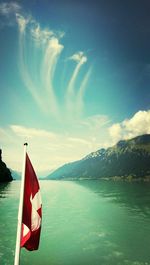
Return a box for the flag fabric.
[20,153,42,251]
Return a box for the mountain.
[0,149,13,182]
[46,134,150,181]
[11,170,21,180]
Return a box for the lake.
[0,180,150,265]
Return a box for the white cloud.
[18,29,46,112]
[49,37,63,51]
[30,22,54,44]
[0,124,94,174]
[2,111,150,176]
[66,62,82,108]
[68,137,89,145]
[76,67,92,113]
[1,3,90,119]
[30,19,64,46]
[41,37,64,116]
[72,114,112,151]
[80,114,111,130]
[10,125,57,139]
[16,12,64,117]
[69,51,87,64]
[0,2,21,15]
[66,51,88,114]
[0,116,111,175]
[16,13,29,33]
[109,123,122,142]
[69,51,87,65]
[122,110,150,135]
[109,110,150,143]
[0,2,21,27]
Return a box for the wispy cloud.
[0,2,21,15]
[1,3,91,119]
[109,110,150,143]
[10,125,57,139]
[17,14,46,113]
[69,51,87,65]
[76,67,92,113]
[16,13,64,117]
[68,137,89,146]
[80,115,111,129]
[0,122,104,174]
[16,13,29,32]
[0,1,21,27]
[41,37,64,116]
[30,22,54,44]
[70,114,112,151]
[66,51,87,114]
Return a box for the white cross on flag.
[20,153,42,251]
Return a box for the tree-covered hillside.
[0,149,13,182]
[47,134,150,180]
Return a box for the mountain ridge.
[46,134,150,181]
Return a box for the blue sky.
[0,0,150,175]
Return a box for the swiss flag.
[20,153,42,251]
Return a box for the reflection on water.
[0,181,20,265]
[76,180,150,217]
[0,180,150,265]
[0,183,11,198]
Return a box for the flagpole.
[14,143,28,265]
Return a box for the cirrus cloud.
[66,51,88,114]
[69,51,87,65]
[0,1,21,27]
[0,2,91,120]
[0,123,94,174]
[0,2,21,16]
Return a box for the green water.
[0,180,150,265]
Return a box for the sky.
[0,0,150,176]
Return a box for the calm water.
[0,180,150,265]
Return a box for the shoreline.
[45,175,150,182]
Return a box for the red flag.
[20,153,42,251]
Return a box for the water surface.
[0,180,150,265]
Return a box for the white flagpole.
[14,143,28,265]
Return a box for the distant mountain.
[46,134,150,181]
[11,170,21,180]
